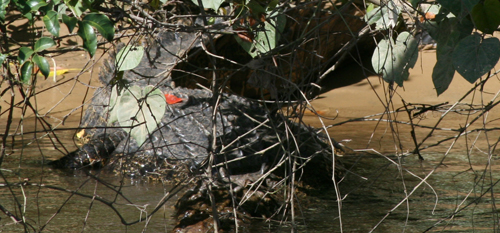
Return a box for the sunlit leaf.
[452,34,500,83]
[115,85,166,146]
[0,0,9,21]
[0,53,6,64]
[20,61,34,84]
[364,1,400,30]
[26,0,48,11]
[115,45,144,71]
[65,0,87,17]
[43,10,60,37]
[34,37,56,52]
[190,0,224,11]
[108,85,119,125]
[32,54,50,78]
[372,32,419,87]
[83,13,114,42]
[77,21,97,57]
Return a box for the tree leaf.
[471,0,500,34]
[437,0,462,16]
[452,34,500,83]
[409,0,420,7]
[18,47,34,64]
[190,0,224,11]
[463,0,481,12]
[0,53,6,64]
[83,13,114,42]
[20,61,34,84]
[43,10,60,37]
[34,37,56,52]
[0,0,9,22]
[62,14,77,33]
[77,21,97,57]
[107,86,119,125]
[364,1,400,30]
[432,28,461,95]
[115,45,144,71]
[372,32,419,87]
[64,0,87,17]
[116,85,166,146]
[26,0,48,12]
[432,56,456,96]
[235,11,286,58]
[33,54,50,78]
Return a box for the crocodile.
[53,31,335,180]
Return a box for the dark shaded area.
[318,48,377,94]
[172,2,369,100]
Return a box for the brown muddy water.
[2,45,500,231]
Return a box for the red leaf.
[165,93,183,104]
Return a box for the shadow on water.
[2,47,500,231]
[4,119,498,232]
[3,88,500,232]
[0,119,180,232]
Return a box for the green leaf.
[65,0,87,17]
[432,53,456,96]
[409,0,420,7]
[0,53,6,64]
[43,10,60,37]
[83,13,114,42]
[364,1,400,30]
[438,0,480,17]
[452,34,500,83]
[432,27,461,95]
[77,21,97,57]
[33,54,50,78]
[34,37,56,52]
[116,45,144,71]
[463,0,481,12]
[26,0,48,11]
[0,0,10,22]
[20,61,34,84]
[18,47,34,64]
[190,0,224,11]
[115,85,166,146]
[437,0,462,16]
[108,86,119,125]
[471,0,500,34]
[235,11,286,58]
[62,14,77,33]
[371,32,419,87]
[13,0,31,15]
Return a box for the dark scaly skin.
[54,31,275,176]
[54,31,335,179]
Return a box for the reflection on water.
[0,125,179,232]
[2,116,500,232]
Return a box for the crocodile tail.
[51,130,127,169]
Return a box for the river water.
[2,108,500,232]
[2,47,500,232]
